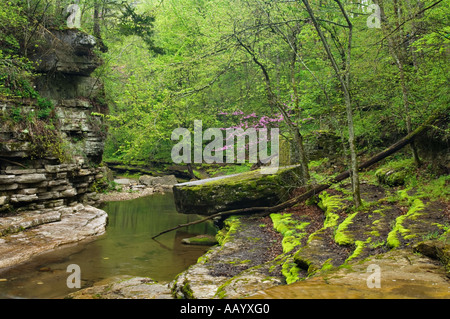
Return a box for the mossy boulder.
[375,167,408,186]
[375,158,415,187]
[181,234,218,246]
[173,166,303,215]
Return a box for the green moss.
[387,198,426,248]
[346,238,372,263]
[375,158,415,187]
[432,223,450,242]
[270,213,309,253]
[281,257,302,284]
[334,212,358,245]
[387,228,402,248]
[184,235,218,245]
[215,285,228,299]
[376,168,408,186]
[216,216,241,246]
[306,228,324,243]
[196,255,208,264]
[367,230,380,237]
[320,258,334,272]
[416,175,450,201]
[369,240,386,249]
[270,213,311,284]
[182,281,195,299]
[318,191,344,229]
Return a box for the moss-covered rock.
[387,198,449,248]
[182,234,218,246]
[170,216,284,299]
[173,165,303,215]
[375,158,415,187]
[376,168,408,186]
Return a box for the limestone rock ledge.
[68,276,173,299]
[0,163,106,213]
[0,203,107,269]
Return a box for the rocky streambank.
[97,174,178,202]
[0,28,112,273]
[69,174,450,299]
[0,203,107,270]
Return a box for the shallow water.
[0,193,216,299]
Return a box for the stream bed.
[0,193,217,299]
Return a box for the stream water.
[0,193,217,299]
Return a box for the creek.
[0,193,216,299]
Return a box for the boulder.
[114,178,133,185]
[32,29,99,76]
[181,234,218,246]
[173,166,303,216]
[139,175,178,187]
[375,168,407,186]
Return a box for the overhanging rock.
[173,165,303,216]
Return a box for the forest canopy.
[1,0,449,200]
[91,0,449,164]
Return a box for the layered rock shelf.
[0,163,105,213]
[0,28,109,270]
[0,203,107,269]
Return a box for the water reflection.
[0,193,216,299]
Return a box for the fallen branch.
[152,111,442,239]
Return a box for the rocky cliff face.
[0,29,108,213]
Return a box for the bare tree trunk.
[376,0,421,167]
[301,0,362,207]
[289,32,311,183]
